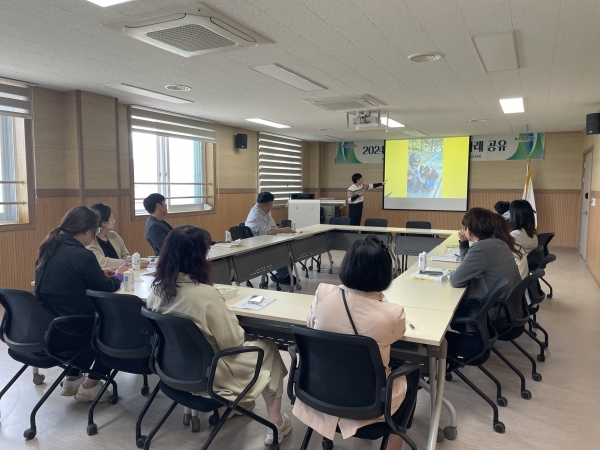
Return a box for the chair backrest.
[239,225,254,239]
[141,307,214,392]
[527,245,544,267]
[471,278,511,350]
[406,221,431,230]
[496,270,545,333]
[280,219,292,228]
[329,217,351,226]
[537,232,554,256]
[364,218,388,228]
[86,290,154,359]
[534,253,556,271]
[291,325,386,420]
[238,222,245,227]
[0,288,54,353]
[230,225,254,240]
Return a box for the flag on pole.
[523,158,537,227]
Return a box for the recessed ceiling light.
[381,117,405,128]
[246,118,291,129]
[252,64,327,92]
[86,0,134,6]
[165,85,191,91]
[319,128,334,131]
[105,83,192,104]
[407,52,444,63]
[469,118,489,122]
[499,97,524,114]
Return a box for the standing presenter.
[347,173,387,226]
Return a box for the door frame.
[580,146,594,259]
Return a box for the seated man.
[144,193,173,255]
[245,192,296,285]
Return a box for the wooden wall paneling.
[217,124,258,189]
[586,190,600,287]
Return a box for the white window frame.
[258,132,303,205]
[0,114,20,223]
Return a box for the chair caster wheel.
[33,374,45,385]
[532,373,542,382]
[308,266,313,271]
[547,293,553,298]
[521,390,532,400]
[497,396,507,407]
[445,373,453,381]
[87,423,98,436]
[190,416,200,432]
[108,395,119,405]
[141,386,149,396]
[531,331,537,336]
[296,285,302,290]
[259,283,267,289]
[276,286,281,291]
[328,269,332,274]
[322,437,334,450]
[208,413,219,426]
[23,427,36,440]
[136,436,147,449]
[437,427,445,442]
[183,413,190,425]
[493,421,505,433]
[443,426,457,440]
[537,354,545,362]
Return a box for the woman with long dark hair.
[146,225,291,446]
[492,213,528,279]
[509,200,538,254]
[35,206,131,402]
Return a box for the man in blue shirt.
[246,192,296,285]
[144,193,173,255]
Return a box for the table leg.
[426,339,447,450]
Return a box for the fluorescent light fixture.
[403,130,427,137]
[252,64,326,92]
[380,117,405,128]
[472,32,518,72]
[499,97,524,114]
[86,0,134,6]
[246,118,291,128]
[105,83,192,104]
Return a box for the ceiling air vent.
[303,95,382,111]
[103,3,272,58]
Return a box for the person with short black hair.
[143,193,173,255]
[347,173,387,226]
[509,199,538,254]
[494,200,511,221]
[245,192,296,285]
[146,225,292,445]
[293,236,407,450]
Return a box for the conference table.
[120,224,465,450]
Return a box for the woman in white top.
[509,200,538,255]
[87,203,148,269]
[493,213,528,279]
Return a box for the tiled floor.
[1,250,599,449]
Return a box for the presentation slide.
[383,137,470,211]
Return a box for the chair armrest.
[287,345,298,404]
[207,346,265,408]
[44,315,95,365]
[383,363,421,433]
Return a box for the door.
[580,151,593,260]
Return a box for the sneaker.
[60,376,84,396]
[264,412,292,445]
[74,381,112,403]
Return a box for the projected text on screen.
[383,137,470,211]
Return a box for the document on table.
[430,247,461,262]
[231,296,276,310]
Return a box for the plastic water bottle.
[291,222,296,232]
[418,252,427,271]
[132,252,141,270]
[124,270,134,292]
[225,230,231,242]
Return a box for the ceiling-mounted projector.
[347,110,389,132]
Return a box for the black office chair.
[85,291,155,437]
[444,278,511,433]
[138,308,281,450]
[287,325,420,450]
[280,219,292,228]
[229,225,260,288]
[329,216,351,226]
[536,233,555,298]
[401,221,434,271]
[238,222,245,227]
[526,254,557,355]
[485,270,545,408]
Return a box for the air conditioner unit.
[103,3,272,58]
[303,95,381,111]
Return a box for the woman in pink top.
[292,236,407,450]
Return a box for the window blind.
[258,132,302,204]
[130,106,217,142]
[0,81,32,119]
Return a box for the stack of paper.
[411,268,453,283]
[214,239,243,248]
[215,285,238,299]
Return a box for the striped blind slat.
[131,106,216,142]
[0,81,31,119]
[258,132,303,204]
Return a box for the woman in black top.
[35,206,131,402]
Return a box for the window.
[130,107,216,216]
[258,132,302,205]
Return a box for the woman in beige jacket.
[145,225,291,446]
[292,236,407,450]
[87,203,148,269]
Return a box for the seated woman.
[509,199,538,254]
[145,225,291,446]
[450,208,522,301]
[293,236,407,450]
[492,213,528,279]
[35,206,131,402]
[494,200,511,222]
[87,203,148,269]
